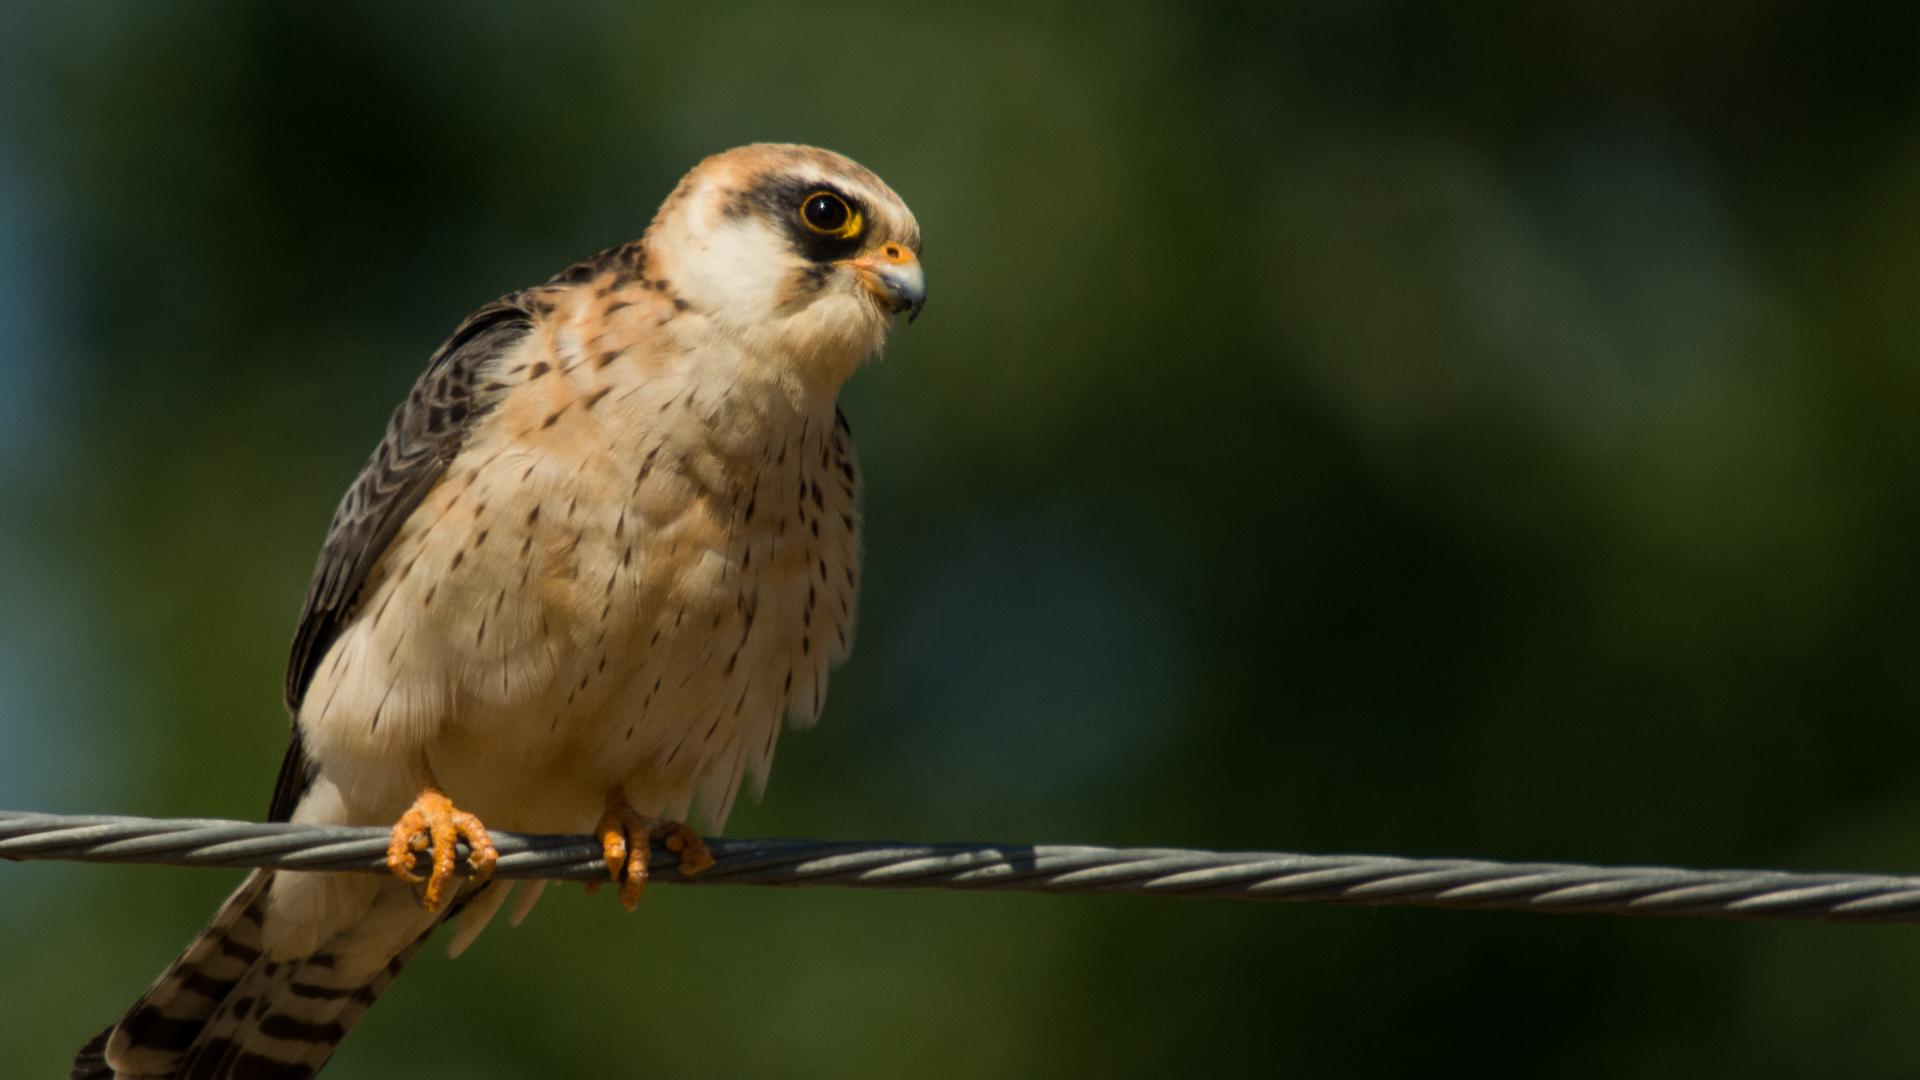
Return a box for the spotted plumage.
[75,143,924,1079]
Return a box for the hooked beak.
[846,243,926,323]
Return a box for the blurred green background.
[4,2,1920,1076]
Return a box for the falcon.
[73,143,924,1079]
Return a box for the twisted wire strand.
[5,810,1920,924]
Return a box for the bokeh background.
[4,3,1920,1076]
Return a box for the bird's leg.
[595,789,716,911]
[384,758,497,913]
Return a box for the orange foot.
[385,787,497,912]
[595,793,716,911]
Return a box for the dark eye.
[800,191,859,237]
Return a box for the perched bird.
[73,143,924,1079]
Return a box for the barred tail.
[70,870,445,1079]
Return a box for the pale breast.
[298,314,861,834]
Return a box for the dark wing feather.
[270,295,538,821]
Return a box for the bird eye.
[800,191,860,238]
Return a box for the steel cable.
[5,810,1919,923]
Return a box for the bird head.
[644,144,924,389]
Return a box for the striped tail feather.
[70,870,478,1079]
[172,930,427,1079]
[78,871,278,1078]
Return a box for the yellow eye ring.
[799,191,862,239]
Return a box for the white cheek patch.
[679,219,798,323]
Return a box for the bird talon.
[455,810,499,880]
[385,808,430,883]
[595,795,712,912]
[386,787,495,912]
[654,822,715,877]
